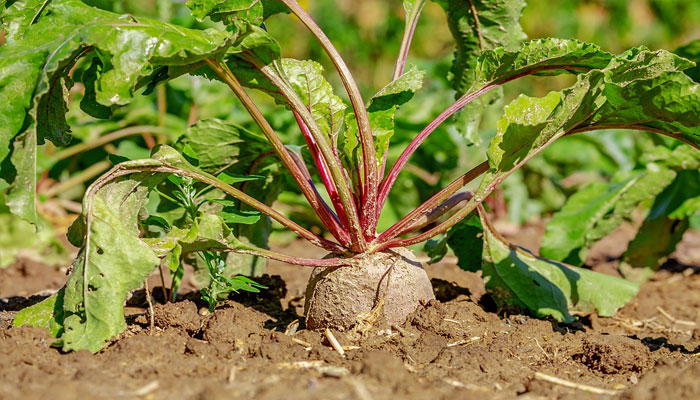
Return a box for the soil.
[2,227,700,400]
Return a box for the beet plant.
[3,0,700,352]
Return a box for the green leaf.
[5,129,39,225]
[540,176,643,265]
[187,0,263,24]
[56,146,273,352]
[343,65,425,170]
[282,58,348,145]
[368,65,426,113]
[483,48,700,193]
[471,38,614,91]
[426,212,485,270]
[675,39,700,83]
[216,171,265,184]
[13,290,65,338]
[432,0,527,142]
[479,213,639,323]
[619,170,700,282]
[586,166,677,247]
[61,173,164,353]
[433,0,527,95]
[186,0,285,24]
[0,0,233,223]
[177,118,272,173]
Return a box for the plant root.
[304,247,434,331]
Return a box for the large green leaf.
[470,38,614,91]
[0,0,233,223]
[585,166,676,246]
[15,144,278,351]
[61,172,164,353]
[479,212,639,323]
[619,170,700,282]
[542,139,700,268]
[479,48,700,283]
[432,0,527,142]
[484,48,700,186]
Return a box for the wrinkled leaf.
[61,173,164,353]
[0,0,233,222]
[484,48,700,190]
[433,0,527,141]
[471,38,614,91]
[433,0,527,95]
[282,58,347,145]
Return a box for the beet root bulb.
[304,247,435,331]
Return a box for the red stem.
[279,0,380,240]
[294,112,350,229]
[376,65,594,225]
[377,85,493,216]
[205,58,348,249]
[286,149,352,247]
[376,160,489,244]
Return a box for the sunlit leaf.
[479,212,639,323]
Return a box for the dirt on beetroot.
[2,228,700,399]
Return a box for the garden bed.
[2,229,699,400]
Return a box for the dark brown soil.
[1,228,700,400]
